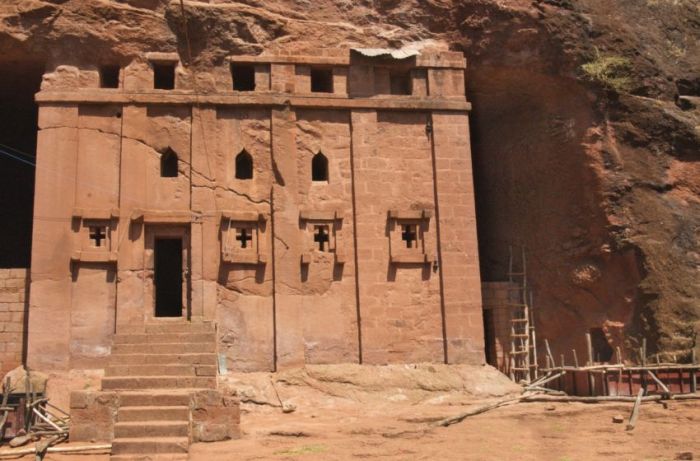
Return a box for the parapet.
[36,48,469,110]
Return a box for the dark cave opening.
[0,60,44,268]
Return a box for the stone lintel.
[71,250,118,263]
[222,251,266,265]
[390,253,434,264]
[145,52,180,63]
[72,207,120,220]
[220,211,266,222]
[388,209,434,220]
[35,91,471,112]
[131,209,194,223]
[299,209,344,221]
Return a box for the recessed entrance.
[154,238,183,317]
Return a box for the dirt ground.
[191,398,699,461]
[198,365,699,460]
[10,365,700,460]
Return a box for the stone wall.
[27,49,485,373]
[0,269,27,376]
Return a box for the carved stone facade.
[27,48,483,373]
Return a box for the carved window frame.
[388,209,435,264]
[220,211,267,265]
[299,209,345,266]
[71,208,119,263]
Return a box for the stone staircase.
[105,321,218,461]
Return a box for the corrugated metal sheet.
[351,48,420,60]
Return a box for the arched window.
[312,152,328,182]
[235,149,253,180]
[160,148,178,178]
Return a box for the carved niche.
[220,211,267,265]
[299,209,345,266]
[71,208,119,263]
[387,209,435,264]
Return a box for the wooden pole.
[647,370,671,396]
[691,350,697,394]
[585,334,594,395]
[642,338,647,365]
[0,378,10,441]
[525,371,566,390]
[544,339,555,368]
[24,370,30,432]
[0,444,111,458]
[626,387,645,431]
[572,349,579,368]
[586,333,593,366]
[521,393,700,404]
[615,346,623,395]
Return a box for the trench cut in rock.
[102,321,219,460]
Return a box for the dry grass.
[581,50,633,92]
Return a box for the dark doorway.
[154,238,183,317]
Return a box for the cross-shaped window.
[89,226,107,248]
[235,228,253,249]
[313,225,330,252]
[401,224,417,249]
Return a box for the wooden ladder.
[507,246,538,383]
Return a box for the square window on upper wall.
[153,62,176,90]
[99,65,120,88]
[231,64,256,91]
[390,71,412,95]
[311,68,334,93]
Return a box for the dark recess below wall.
[0,60,44,268]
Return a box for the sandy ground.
[7,365,700,460]
[199,365,699,461]
[191,398,699,461]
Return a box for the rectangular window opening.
[390,71,412,95]
[153,62,176,90]
[99,65,120,89]
[231,64,256,91]
[311,68,334,93]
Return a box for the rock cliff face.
[1,0,698,361]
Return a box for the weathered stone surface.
[0,271,28,377]
[23,47,483,374]
[68,390,119,443]
[191,389,241,443]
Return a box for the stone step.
[110,437,189,455]
[111,455,188,461]
[113,332,216,345]
[144,322,214,334]
[115,421,189,438]
[118,391,191,407]
[118,406,189,422]
[106,364,217,377]
[102,376,216,391]
[112,342,216,355]
[109,353,218,366]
